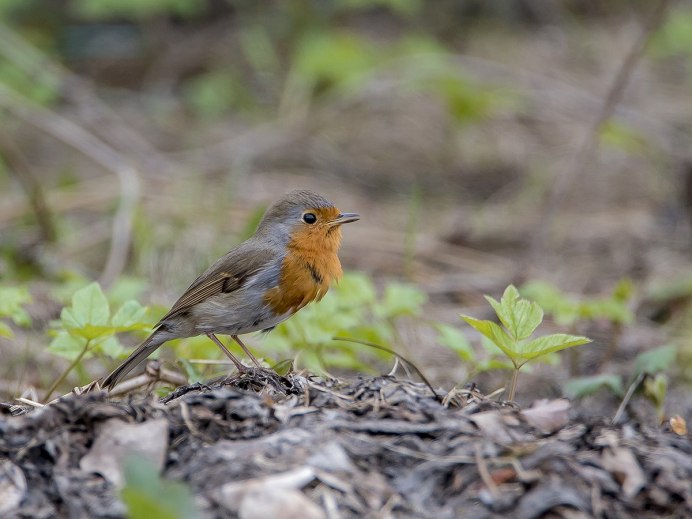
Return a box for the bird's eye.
[302,212,317,224]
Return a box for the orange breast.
[264,224,343,315]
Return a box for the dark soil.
[1,374,690,519]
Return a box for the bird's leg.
[207,333,247,372]
[231,335,263,368]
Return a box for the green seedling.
[461,285,591,401]
[46,282,152,399]
[0,285,32,338]
[564,373,625,399]
[569,344,677,425]
[644,373,668,424]
[262,272,426,373]
[434,323,514,382]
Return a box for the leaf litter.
[0,373,690,518]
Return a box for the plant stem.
[612,371,646,425]
[44,339,91,402]
[332,336,442,403]
[508,365,520,402]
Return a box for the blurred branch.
[0,23,180,178]
[0,84,141,287]
[526,0,672,268]
[0,127,56,242]
[169,118,305,175]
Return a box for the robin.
[101,190,359,391]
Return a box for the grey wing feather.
[157,242,277,323]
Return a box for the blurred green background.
[0,0,691,413]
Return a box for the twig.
[475,443,500,498]
[105,366,188,397]
[14,397,44,408]
[0,83,141,287]
[527,0,671,267]
[612,372,646,424]
[0,23,180,178]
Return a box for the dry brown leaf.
[214,466,323,519]
[520,399,571,434]
[0,460,26,515]
[79,418,169,487]
[239,488,325,519]
[670,415,687,436]
[601,446,647,499]
[470,411,514,443]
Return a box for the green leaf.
[435,323,475,361]
[564,374,624,398]
[64,282,110,328]
[122,457,199,519]
[518,333,591,361]
[460,315,516,361]
[376,283,427,318]
[520,281,580,326]
[112,300,149,330]
[271,358,294,376]
[94,336,126,358]
[73,0,205,21]
[643,373,668,409]
[294,31,378,95]
[58,283,114,339]
[0,286,32,326]
[650,7,692,59]
[48,332,89,360]
[487,285,543,340]
[62,322,114,340]
[0,321,13,338]
[633,344,677,377]
[335,272,376,306]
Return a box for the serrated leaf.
[0,321,13,338]
[435,323,475,361]
[564,374,624,398]
[48,331,89,360]
[518,333,591,361]
[461,315,516,361]
[633,344,677,377]
[65,282,110,327]
[94,335,126,358]
[488,285,543,340]
[112,300,149,330]
[65,324,115,340]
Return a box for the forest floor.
[1,372,690,518]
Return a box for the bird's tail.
[101,331,167,391]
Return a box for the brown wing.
[157,244,276,324]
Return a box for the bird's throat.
[264,231,343,315]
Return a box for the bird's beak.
[329,212,360,226]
